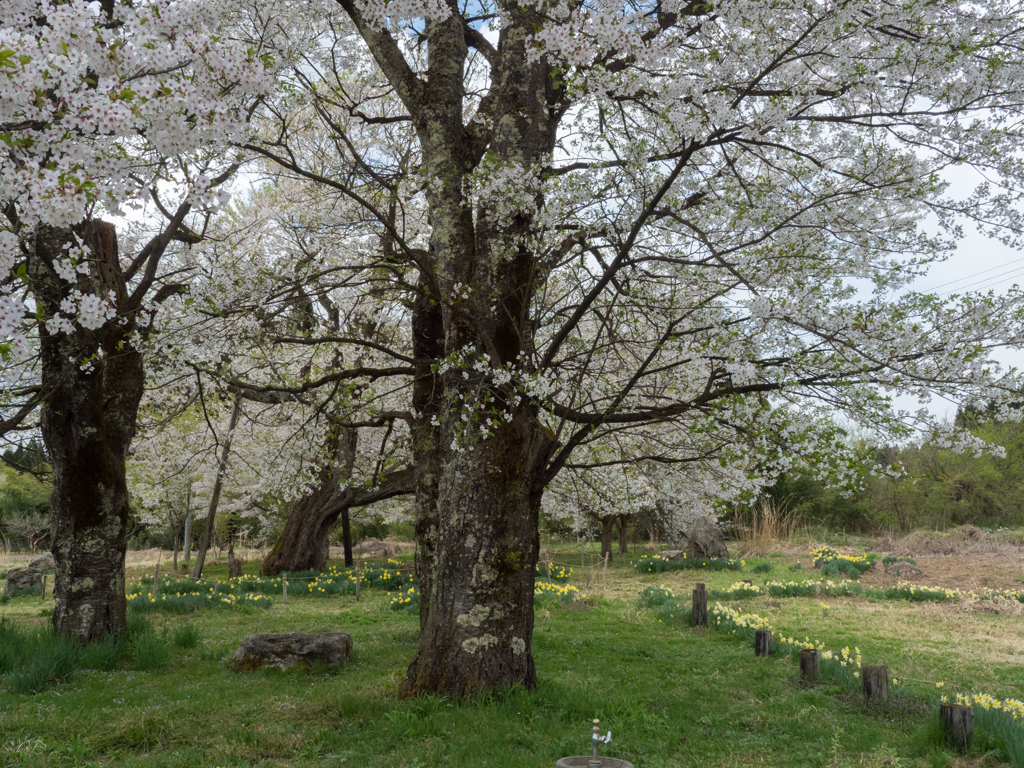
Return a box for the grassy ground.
[0,541,1022,768]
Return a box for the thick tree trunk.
[261,427,356,576]
[31,222,144,642]
[409,271,443,629]
[373,1,562,697]
[599,516,615,563]
[617,515,628,555]
[260,441,415,576]
[402,413,554,698]
[261,478,343,575]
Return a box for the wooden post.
[861,665,889,703]
[41,573,46,601]
[742,579,753,585]
[692,583,707,628]
[940,702,973,752]
[799,648,819,682]
[283,575,288,604]
[546,561,551,581]
[355,562,361,602]
[213,581,219,596]
[755,629,772,657]
[603,552,609,584]
[153,562,160,597]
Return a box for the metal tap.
[591,719,612,759]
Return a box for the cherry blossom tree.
[0,0,280,640]
[240,0,1024,698]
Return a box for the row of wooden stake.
[690,583,973,753]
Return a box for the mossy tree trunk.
[401,413,554,698]
[338,0,563,697]
[260,433,415,577]
[30,221,144,642]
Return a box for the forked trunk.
[261,427,414,576]
[31,222,144,642]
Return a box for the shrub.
[751,562,774,574]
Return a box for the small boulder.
[28,553,55,571]
[232,632,352,672]
[889,562,926,579]
[681,516,730,560]
[657,549,687,560]
[4,567,43,596]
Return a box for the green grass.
[0,550,1022,767]
[633,554,744,573]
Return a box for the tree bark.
[31,221,144,642]
[183,511,192,566]
[340,507,353,567]
[599,516,615,563]
[262,426,356,575]
[260,459,415,575]
[402,412,555,698]
[190,397,242,580]
[335,0,564,697]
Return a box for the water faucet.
[592,719,612,758]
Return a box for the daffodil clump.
[389,580,587,612]
[940,690,1024,765]
[708,602,774,647]
[534,581,587,603]
[810,547,876,579]
[633,554,744,574]
[534,562,573,582]
[943,692,1024,720]
[388,585,420,613]
[709,578,1024,606]
[711,578,861,601]
[126,589,272,613]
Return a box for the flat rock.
[232,632,352,672]
[4,567,43,596]
[28,553,55,571]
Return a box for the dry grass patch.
[734,499,803,556]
